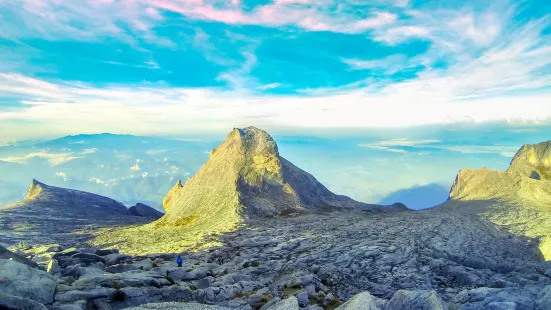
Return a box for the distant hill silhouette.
[378,183,450,210]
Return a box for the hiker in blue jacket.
[176,255,183,267]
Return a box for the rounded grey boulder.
[0,259,57,304]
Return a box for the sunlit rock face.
[158,126,405,229]
[508,141,551,180]
[442,140,551,260]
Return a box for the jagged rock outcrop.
[129,203,164,219]
[0,180,153,247]
[508,141,551,180]
[441,140,551,260]
[158,127,405,228]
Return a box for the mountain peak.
[508,140,551,180]
[158,126,401,229]
[25,179,48,200]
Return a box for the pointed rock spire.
[25,179,47,200]
[158,126,398,228]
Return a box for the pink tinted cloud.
[148,0,396,33]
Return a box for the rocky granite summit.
[440,140,551,260]
[159,127,404,228]
[0,180,156,247]
[508,140,551,180]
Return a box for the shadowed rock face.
[440,140,551,260]
[159,127,405,228]
[129,203,164,220]
[0,180,153,247]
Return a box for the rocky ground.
[3,209,551,310]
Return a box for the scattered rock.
[126,302,231,309]
[47,259,61,274]
[0,244,38,267]
[536,285,551,310]
[264,297,300,310]
[336,291,380,310]
[385,290,448,310]
[0,293,48,310]
[106,263,139,273]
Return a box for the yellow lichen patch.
[539,236,551,261]
[283,183,297,196]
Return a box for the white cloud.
[361,138,519,157]
[89,177,105,184]
[361,145,407,153]
[146,149,170,155]
[55,172,70,181]
[360,139,441,153]
[363,138,442,147]
[80,148,98,155]
[1,151,81,166]
[0,71,549,142]
[130,163,141,171]
[439,145,519,158]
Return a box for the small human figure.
[176,255,183,267]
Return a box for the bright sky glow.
[0,0,550,141]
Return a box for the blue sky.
[0,0,550,142]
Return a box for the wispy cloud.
[0,151,81,166]
[360,138,520,157]
[360,138,441,153]
[439,145,519,158]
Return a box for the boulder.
[0,293,48,310]
[106,263,139,273]
[61,265,103,278]
[336,291,380,310]
[55,288,116,303]
[71,253,105,265]
[95,249,119,256]
[0,259,57,304]
[264,296,300,310]
[76,248,99,255]
[536,285,551,310]
[0,245,38,267]
[46,245,63,252]
[47,259,61,274]
[134,258,154,271]
[125,302,232,309]
[484,302,518,310]
[104,253,133,266]
[385,290,448,310]
[50,301,87,310]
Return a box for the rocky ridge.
[441,140,551,260]
[0,180,157,247]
